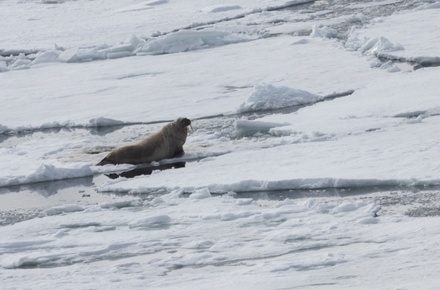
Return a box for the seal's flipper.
[173,148,185,158]
[97,157,114,166]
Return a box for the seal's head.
[177,117,191,127]
[175,117,192,132]
[167,117,192,146]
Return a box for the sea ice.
[1,1,440,288]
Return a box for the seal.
[97,117,191,165]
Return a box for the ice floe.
[0,163,93,188]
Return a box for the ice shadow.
[232,185,440,201]
[0,127,75,144]
[242,90,355,118]
[105,162,186,179]
[87,125,127,136]
[0,176,94,197]
[377,54,440,71]
[0,120,169,143]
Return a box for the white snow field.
[1,0,440,289]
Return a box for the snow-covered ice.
[2,190,440,289]
[1,0,440,289]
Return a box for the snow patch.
[184,240,215,249]
[59,47,106,63]
[189,188,212,200]
[201,5,242,13]
[235,198,253,205]
[58,34,141,62]
[0,63,9,72]
[9,54,31,70]
[88,117,125,127]
[0,124,10,134]
[417,2,440,10]
[41,0,64,3]
[220,211,256,221]
[345,28,404,71]
[357,216,379,224]
[100,199,143,209]
[346,28,404,55]
[4,29,251,70]
[147,0,168,6]
[136,30,250,55]
[43,204,85,216]
[32,50,60,64]
[91,164,136,175]
[291,38,308,45]
[235,118,290,137]
[262,204,307,219]
[236,84,321,113]
[113,1,168,13]
[99,34,143,58]
[310,24,338,39]
[360,36,404,55]
[40,120,75,130]
[129,215,172,228]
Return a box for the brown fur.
[97,117,191,165]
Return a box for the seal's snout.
[181,118,191,127]
[178,117,193,132]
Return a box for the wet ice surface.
[1,116,440,226]
[0,106,436,227]
[2,0,440,289]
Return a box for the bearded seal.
[97,117,191,165]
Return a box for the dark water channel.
[2,166,440,226]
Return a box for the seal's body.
[97,117,191,165]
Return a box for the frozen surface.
[0,0,310,51]
[0,35,378,134]
[2,0,440,289]
[2,190,440,289]
[351,7,440,61]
